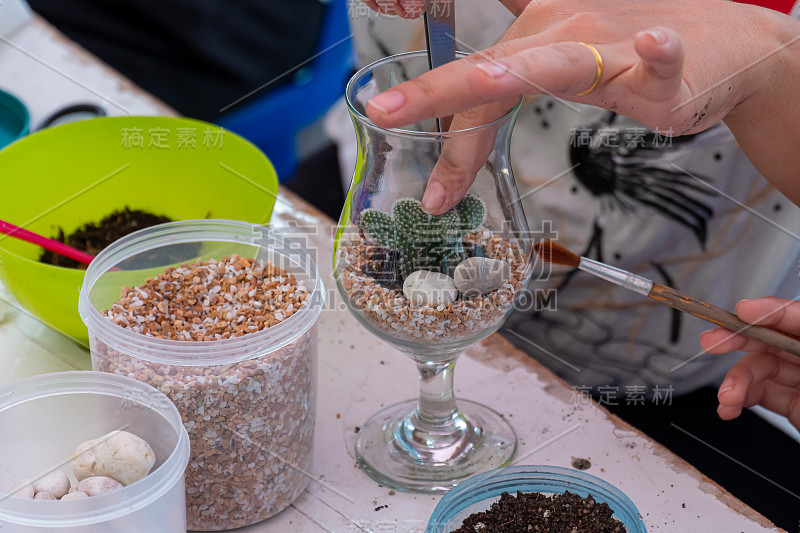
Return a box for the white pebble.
[453,257,512,297]
[72,430,155,486]
[61,491,89,501]
[11,479,34,499]
[34,470,71,499]
[74,476,123,497]
[403,270,458,307]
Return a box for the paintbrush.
[534,240,800,358]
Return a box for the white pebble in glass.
[403,270,458,307]
[453,257,512,297]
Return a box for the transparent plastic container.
[0,371,190,533]
[427,465,647,532]
[78,220,325,531]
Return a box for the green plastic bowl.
[0,116,278,343]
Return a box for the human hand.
[700,297,800,431]
[362,0,797,214]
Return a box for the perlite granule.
[106,255,309,340]
[338,231,527,343]
[94,255,316,530]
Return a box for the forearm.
[724,11,800,204]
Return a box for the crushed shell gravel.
[338,231,528,343]
[95,255,316,530]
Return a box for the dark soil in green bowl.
[40,208,172,269]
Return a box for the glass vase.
[334,51,533,492]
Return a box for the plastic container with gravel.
[79,220,325,531]
[0,371,190,533]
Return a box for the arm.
[723,9,800,204]
[363,0,800,212]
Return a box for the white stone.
[33,470,70,499]
[403,270,458,307]
[453,257,512,297]
[74,476,122,497]
[60,491,89,501]
[72,430,155,486]
[11,479,34,499]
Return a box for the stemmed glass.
[334,52,534,492]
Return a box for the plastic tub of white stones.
[0,371,190,533]
[78,220,325,531]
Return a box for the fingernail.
[736,299,752,314]
[422,181,445,214]
[367,90,405,114]
[645,29,667,45]
[698,330,712,347]
[718,377,735,395]
[476,61,507,79]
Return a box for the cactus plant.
[358,195,486,279]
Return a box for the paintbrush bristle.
[533,240,580,268]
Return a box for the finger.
[365,31,555,126]
[627,26,685,102]
[718,352,800,408]
[699,328,780,356]
[716,361,765,421]
[417,22,541,214]
[756,381,800,431]
[470,42,628,99]
[717,358,756,412]
[373,39,631,213]
[367,36,546,214]
[717,402,744,421]
[421,100,517,214]
[499,0,533,17]
[365,37,535,127]
[735,297,800,332]
[716,352,800,425]
[720,379,800,430]
[700,328,800,372]
[367,40,634,129]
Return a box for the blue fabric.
[217,0,354,180]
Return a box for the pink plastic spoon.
[0,219,94,266]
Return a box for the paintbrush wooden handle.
[649,283,800,357]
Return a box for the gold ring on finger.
[576,42,603,97]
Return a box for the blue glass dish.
[426,465,647,532]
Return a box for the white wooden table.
[0,15,785,533]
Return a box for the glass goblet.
[334,51,533,492]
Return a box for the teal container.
[0,89,29,149]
